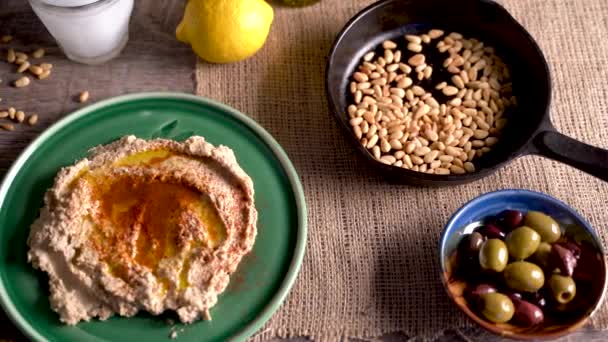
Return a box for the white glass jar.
[28,0,134,64]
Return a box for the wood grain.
[0,1,193,339]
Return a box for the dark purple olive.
[476,224,506,240]
[469,232,485,252]
[557,241,581,259]
[455,255,482,282]
[497,209,524,231]
[511,297,544,326]
[573,241,601,282]
[458,232,485,260]
[504,291,522,302]
[525,291,548,310]
[467,283,497,300]
[551,244,577,276]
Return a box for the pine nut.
[389,130,404,140]
[386,63,400,73]
[423,150,439,163]
[399,63,412,73]
[380,138,391,152]
[445,146,461,157]
[361,121,370,134]
[382,40,397,49]
[29,65,43,76]
[405,35,422,44]
[367,124,378,138]
[354,125,363,139]
[15,110,25,123]
[363,52,375,62]
[421,34,431,44]
[452,75,465,89]
[13,76,30,88]
[407,43,422,53]
[411,86,425,96]
[442,86,459,96]
[464,162,475,173]
[485,137,499,146]
[473,129,489,139]
[7,48,16,63]
[403,154,414,168]
[0,111,7,119]
[428,29,444,39]
[415,64,427,73]
[354,72,368,82]
[426,97,440,108]
[38,70,51,80]
[414,146,431,156]
[394,50,402,63]
[390,139,403,150]
[372,145,381,159]
[450,165,466,174]
[467,150,476,161]
[423,66,432,79]
[15,52,28,61]
[471,140,485,148]
[0,123,15,131]
[32,48,45,58]
[408,54,425,67]
[424,129,439,142]
[411,155,424,165]
[438,155,454,163]
[366,134,379,148]
[354,90,362,104]
[16,60,30,73]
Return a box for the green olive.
[548,274,577,304]
[525,211,561,243]
[504,261,545,292]
[479,292,515,323]
[479,239,509,272]
[532,242,552,269]
[505,226,541,260]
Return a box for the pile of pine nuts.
[347,29,515,175]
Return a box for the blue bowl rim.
[438,188,608,337]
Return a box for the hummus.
[27,135,257,325]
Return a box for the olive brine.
[454,209,602,327]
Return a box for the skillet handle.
[534,130,608,182]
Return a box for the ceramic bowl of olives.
[439,189,607,340]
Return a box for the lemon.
[176,0,274,63]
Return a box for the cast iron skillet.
[326,0,608,186]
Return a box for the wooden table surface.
[0,1,196,340]
[2,2,607,342]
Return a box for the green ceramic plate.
[0,93,307,342]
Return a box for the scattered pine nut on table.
[79,91,90,103]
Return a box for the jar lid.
[38,0,100,7]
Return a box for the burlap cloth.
[195,0,608,340]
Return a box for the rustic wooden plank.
[0,1,193,339]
